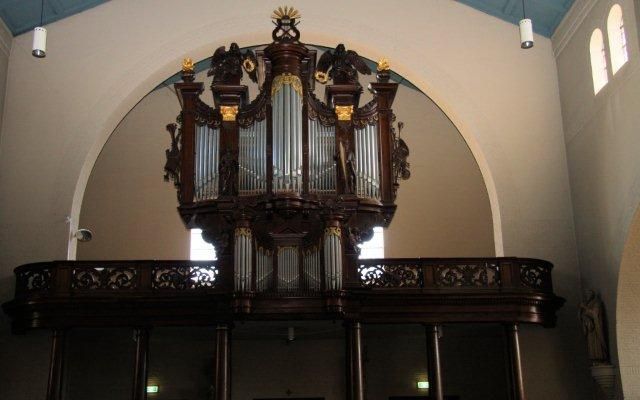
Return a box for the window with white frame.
[607,4,629,74]
[590,29,609,94]
[358,227,384,259]
[190,229,217,260]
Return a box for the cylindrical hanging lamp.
[32,0,47,58]
[519,0,534,49]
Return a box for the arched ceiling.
[0,0,573,37]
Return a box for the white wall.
[0,1,590,399]
[553,0,640,395]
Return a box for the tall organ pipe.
[354,124,380,200]
[272,76,303,193]
[194,125,220,200]
[323,227,343,290]
[234,227,253,292]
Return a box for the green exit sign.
[146,386,159,393]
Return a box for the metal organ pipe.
[323,228,343,291]
[238,119,267,195]
[272,76,303,193]
[354,124,380,200]
[308,118,336,194]
[194,125,220,201]
[234,228,253,292]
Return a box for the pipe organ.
[165,6,410,309]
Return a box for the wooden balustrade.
[3,257,563,332]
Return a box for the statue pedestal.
[591,364,617,400]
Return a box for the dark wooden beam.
[46,329,66,400]
[132,328,150,400]
[426,324,443,400]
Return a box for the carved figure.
[219,148,238,196]
[208,43,258,84]
[315,44,372,85]
[579,290,609,364]
[337,140,356,194]
[163,123,181,186]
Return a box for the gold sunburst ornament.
[182,58,194,73]
[271,6,301,20]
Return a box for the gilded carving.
[220,105,239,122]
[271,73,303,97]
[335,105,354,121]
[235,227,252,237]
[182,57,194,73]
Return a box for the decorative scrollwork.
[359,263,421,288]
[72,267,137,290]
[435,263,500,287]
[308,97,336,126]
[163,122,181,190]
[195,99,221,127]
[16,268,51,293]
[353,99,378,129]
[152,265,218,290]
[520,264,551,290]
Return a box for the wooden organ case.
[165,7,409,312]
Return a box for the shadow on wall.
[617,203,640,398]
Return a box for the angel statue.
[315,44,371,85]
[208,43,258,85]
[579,290,609,365]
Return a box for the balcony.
[3,257,564,332]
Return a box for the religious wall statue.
[579,290,609,365]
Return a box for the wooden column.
[425,324,443,400]
[215,324,231,400]
[505,323,526,400]
[46,329,66,400]
[346,321,365,400]
[345,323,353,399]
[132,328,150,400]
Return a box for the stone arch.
[66,23,505,259]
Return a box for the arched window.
[590,29,609,94]
[607,4,629,74]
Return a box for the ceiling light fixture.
[32,0,47,58]
[519,0,534,49]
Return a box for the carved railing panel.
[434,263,500,288]
[152,264,218,290]
[72,267,138,290]
[359,263,422,288]
[16,266,51,294]
[520,263,552,291]
[358,258,552,292]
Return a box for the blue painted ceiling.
[0,0,108,36]
[458,0,575,37]
[0,0,572,37]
